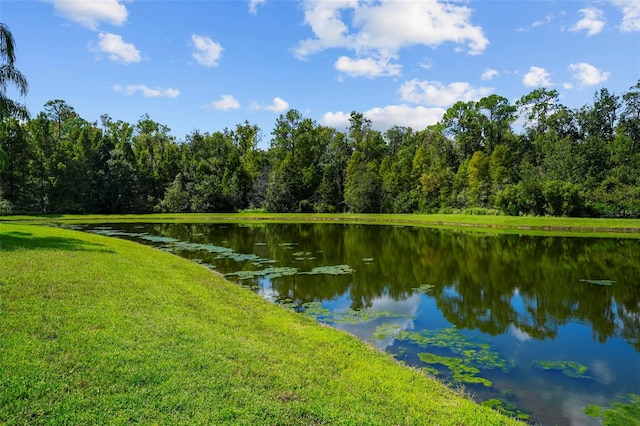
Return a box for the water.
[80,222,640,425]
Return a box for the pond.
[79,222,640,425]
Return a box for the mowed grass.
[0,224,522,425]
[5,212,640,238]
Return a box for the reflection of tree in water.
[124,222,640,349]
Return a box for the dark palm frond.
[0,94,29,121]
[0,23,17,65]
[0,64,28,96]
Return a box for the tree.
[440,101,484,160]
[467,151,491,207]
[477,94,516,153]
[517,88,560,140]
[619,80,640,153]
[0,23,28,169]
[344,150,382,213]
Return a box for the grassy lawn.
[0,223,522,425]
[4,212,640,238]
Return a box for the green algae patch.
[482,398,531,421]
[395,328,514,388]
[302,302,413,324]
[418,353,492,387]
[532,360,590,379]
[397,328,514,372]
[585,394,640,426]
[373,323,404,340]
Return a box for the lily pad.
[301,265,355,275]
[412,284,435,294]
[225,266,299,280]
[579,279,615,286]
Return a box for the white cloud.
[399,80,493,107]
[419,58,433,70]
[209,95,240,110]
[517,13,555,32]
[335,55,401,77]
[191,34,224,67]
[254,97,289,112]
[523,66,552,87]
[294,0,488,76]
[46,0,128,30]
[248,0,265,15]
[531,13,554,28]
[481,68,499,81]
[611,0,640,32]
[569,62,610,86]
[94,32,140,64]
[113,84,180,98]
[563,82,574,90]
[322,105,445,132]
[570,8,605,36]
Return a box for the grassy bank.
[0,223,521,425]
[3,212,640,238]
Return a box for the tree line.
[1,82,640,217]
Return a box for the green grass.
[4,212,640,238]
[0,223,522,425]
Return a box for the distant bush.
[462,207,501,216]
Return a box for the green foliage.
[3,80,640,217]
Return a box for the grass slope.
[0,224,521,425]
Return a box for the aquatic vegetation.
[579,279,615,286]
[412,284,435,294]
[139,234,181,244]
[373,323,403,340]
[482,398,531,420]
[421,365,440,376]
[302,302,412,324]
[532,360,590,379]
[89,228,143,237]
[362,258,374,263]
[225,266,299,280]
[418,352,492,387]
[397,328,514,372]
[278,242,298,249]
[301,265,355,275]
[584,394,640,426]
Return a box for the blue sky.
[2,0,639,148]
